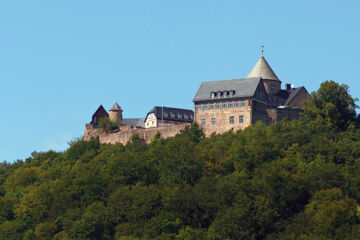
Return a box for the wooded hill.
[1,80,360,240]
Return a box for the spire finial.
[261,45,264,56]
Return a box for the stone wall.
[266,108,303,123]
[195,99,252,136]
[84,123,191,145]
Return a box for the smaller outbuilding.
[144,106,194,128]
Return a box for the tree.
[303,80,358,131]
[98,117,119,133]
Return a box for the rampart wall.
[84,123,191,145]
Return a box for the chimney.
[285,83,292,91]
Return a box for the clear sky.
[1,0,359,162]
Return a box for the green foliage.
[0,82,359,239]
[303,80,359,131]
[98,117,119,133]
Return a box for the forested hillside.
[1,81,360,240]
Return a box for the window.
[216,102,220,109]
[177,113,182,119]
[229,116,234,124]
[229,102,233,108]
[210,103,214,110]
[270,84,275,94]
[164,112,169,117]
[201,118,206,126]
[217,91,222,98]
[204,104,208,110]
[211,118,216,125]
[197,105,202,111]
[184,114,188,119]
[239,115,244,123]
[241,100,245,107]
[190,115,193,120]
[211,92,215,98]
[235,101,239,108]
[223,102,227,108]
[170,113,175,118]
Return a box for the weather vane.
[261,45,264,56]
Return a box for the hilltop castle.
[193,54,309,135]
[84,54,309,143]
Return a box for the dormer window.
[217,91,222,98]
[210,92,216,98]
[164,112,169,117]
[177,113,182,118]
[190,115,193,120]
[184,114,188,119]
[170,113,175,118]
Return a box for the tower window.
[270,84,275,94]
[241,100,245,107]
[235,101,239,108]
[204,104,208,110]
[197,105,202,111]
[216,102,220,109]
[210,103,214,110]
[211,118,216,125]
[223,102,227,108]
[229,102,233,108]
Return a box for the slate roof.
[246,56,280,81]
[110,103,122,111]
[122,118,145,128]
[193,77,262,102]
[146,106,194,123]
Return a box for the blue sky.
[1,0,359,162]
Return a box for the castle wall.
[251,100,269,125]
[195,99,252,136]
[266,108,303,123]
[84,123,190,145]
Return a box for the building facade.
[193,55,309,135]
[144,106,194,128]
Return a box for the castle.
[84,53,309,144]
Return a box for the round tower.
[109,103,123,127]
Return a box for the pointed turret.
[246,55,280,81]
[247,55,281,94]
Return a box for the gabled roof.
[110,103,122,111]
[267,87,307,108]
[246,56,280,82]
[193,77,262,102]
[146,106,194,122]
[284,87,306,106]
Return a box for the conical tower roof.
[110,102,122,111]
[246,55,280,82]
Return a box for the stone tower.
[246,55,281,95]
[109,103,123,127]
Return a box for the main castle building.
[193,54,309,135]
